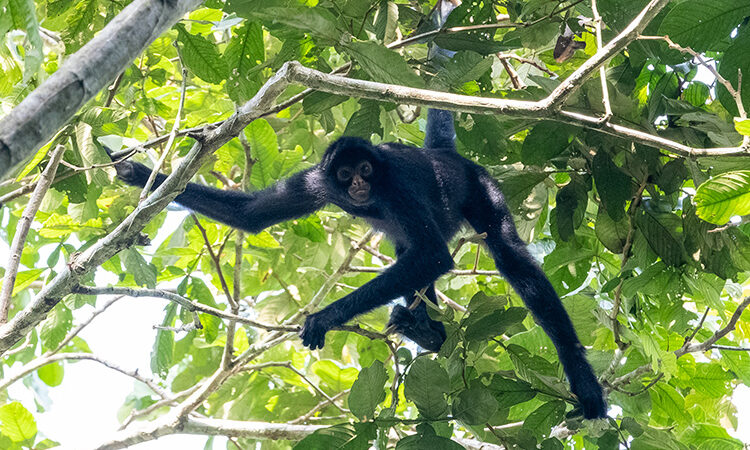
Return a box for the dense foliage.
[2,0,750,448]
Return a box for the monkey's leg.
[388,284,446,351]
[464,170,607,419]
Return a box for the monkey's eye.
[358,161,372,177]
[337,167,353,181]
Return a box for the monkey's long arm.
[300,220,454,350]
[114,160,326,233]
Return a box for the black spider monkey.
[111,107,606,418]
[112,1,606,420]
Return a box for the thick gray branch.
[281,62,748,157]
[93,416,505,450]
[0,0,202,179]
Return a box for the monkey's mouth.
[348,187,370,203]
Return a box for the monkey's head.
[322,137,383,207]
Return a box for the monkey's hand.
[300,309,337,350]
[108,153,153,188]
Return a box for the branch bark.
[0,145,65,323]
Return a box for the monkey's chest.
[364,216,409,248]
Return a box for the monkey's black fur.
[112,110,607,419]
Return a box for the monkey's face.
[336,160,373,204]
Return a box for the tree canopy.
[1,0,750,448]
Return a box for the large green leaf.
[0,402,36,442]
[245,119,280,188]
[176,24,229,85]
[520,122,574,166]
[344,41,425,88]
[592,151,632,221]
[451,386,498,425]
[659,0,750,51]
[522,401,566,437]
[694,171,750,224]
[348,361,387,420]
[404,358,449,419]
[225,21,265,103]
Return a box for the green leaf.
[592,151,631,221]
[40,304,73,351]
[658,0,750,51]
[718,30,750,116]
[151,303,176,377]
[302,91,348,115]
[521,122,573,166]
[431,51,493,90]
[188,278,221,344]
[349,361,387,420]
[245,230,280,248]
[225,21,265,103]
[684,82,710,107]
[499,170,548,211]
[522,400,566,436]
[682,424,743,450]
[11,269,45,296]
[395,433,464,450]
[694,171,750,224]
[735,118,750,136]
[245,119,280,188]
[7,0,41,81]
[293,424,359,449]
[176,24,229,85]
[374,1,399,43]
[487,376,536,408]
[124,248,157,288]
[464,307,527,342]
[650,384,687,424]
[404,358,449,419]
[311,360,358,392]
[451,386,498,425]
[635,208,685,266]
[0,402,36,442]
[38,362,64,387]
[344,101,383,139]
[344,41,425,88]
[595,207,629,253]
[61,0,97,51]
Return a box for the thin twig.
[0,145,66,323]
[140,62,189,200]
[72,285,296,332]
[289,391,349,424]
[497,52,556,77]
[50,295,124,355]
[499,57,524,89]
[0,352,169,396]
[591,0,613,121]
[610,177,648,349]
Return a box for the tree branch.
[543,0,671,109]
[72,285,297,332]
[0,145,66,323]
[0,63,295,356]
[0,352,168,397]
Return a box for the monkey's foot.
[388,305,446,352]
[570,373,608,419]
